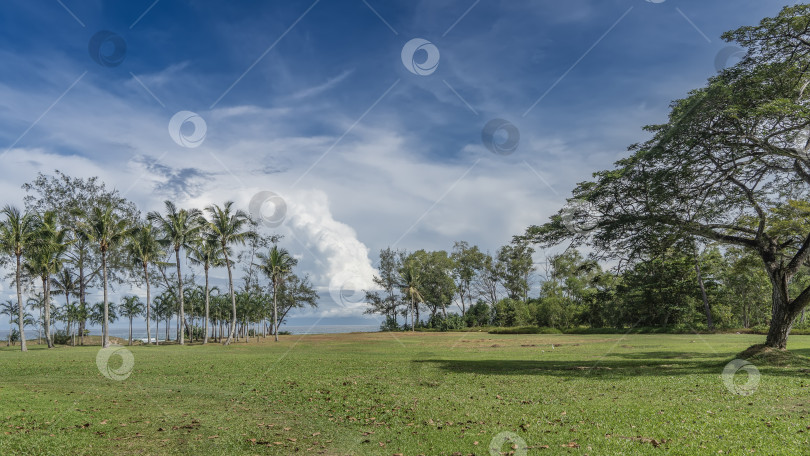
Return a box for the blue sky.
[0,0,797,329]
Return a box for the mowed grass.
[2,332,810,455]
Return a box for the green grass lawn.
[2,332,810,455]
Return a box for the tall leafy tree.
[497,241,535,302]
[23,171,139,346]
[81,204,131,348]
[148,201,204,345]
[205,202,253,345]
[450,241,485,316]
[525,5,810,349]
[275,273,319,329]
[0,205,40,352]
[364,247,403,322]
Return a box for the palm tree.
[257,245,297,342]
[205,202,253,345]
[90,301,118,337]
[119,295,144,346]
[127,223,163,345]
[62,300,81,346]
[400,263,424,332]
[1,299,17,346]
[23,211,69,348]
[188,235,225,344]
[152,289,176,345]
[51,268,77,323]
[1,300,34,346]
[148,201,204,345]
[81,204,131,348]
[0,205,41,352]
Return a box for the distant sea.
[0,325,379,342]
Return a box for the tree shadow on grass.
[415,353,810,379]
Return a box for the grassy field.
[2,332,810,455]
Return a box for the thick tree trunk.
[43,276,54,348]
[16,254,27,352]
[102,251,110,348]
[765,303,796,349]
[764,272,801,349]
[694,260,713,330]
[144,264,151,345]
[203,265,210,344]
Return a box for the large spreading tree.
[525,4,810,349]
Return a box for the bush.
[426,313,466,331]
[52,330,71,345]
[8,328,19,344]
[488,326,562,335]
[379,317,400,332]
[188,326,205,340]
[465,301,491,327]
[493,299,533,327]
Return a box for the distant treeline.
[365,239,803,332]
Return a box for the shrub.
[488,326,562,335]
[52,330,71,345]
[465,301,491,327]
[379,317,400,332]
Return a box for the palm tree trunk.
[144,264,152,345]
[78,257,86,346]
[411,295,415,333]
[43,276,53,348]
[128,317,133,346]
[16,254,27,352]
[65,292,74,346]
[203,265,210,344]
[102,250,110,348]
[273,278,279,342]
[224,248,237,345]
[175,248,185,345]
[155,317,159,346]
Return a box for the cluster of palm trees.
[0,200,299,352]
